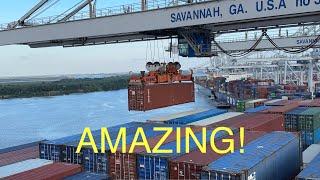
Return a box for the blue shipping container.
[244,106,271,113]
[301,128,320,150]
[137,129,227,180]
[297,152,320,179]
[202,131,301,180]
[81,123,179,174]
[39,122,144,162]
[165,109,227,125]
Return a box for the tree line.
[0,75,130,99]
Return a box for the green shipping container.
[298,108,320,131]
[236,101,245,112]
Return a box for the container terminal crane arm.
[1,0,320,55]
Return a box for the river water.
[0,87,214,149]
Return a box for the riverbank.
[0,75,130,99]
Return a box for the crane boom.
[9,0,50,28]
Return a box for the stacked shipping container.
[209,113,285,132]
[201,132,301,180]
[5,163,83,180]
[284,107,320,149]
[169,131,266,179]
[164,109,227,125]
[136,129,227,180]
[108,126,203,180]
[0,141,40,167]
[148,109,206,123]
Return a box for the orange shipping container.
[128,82,195,111]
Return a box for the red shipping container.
[0,144,39,167]
[209,113,285,132]
[262,103,300,114]
[5,163,82,180]
[169,131,266,179]
[300,99,320,107]
[128,82,195,111]
[108,127,203,180]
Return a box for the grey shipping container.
[202,131,301,180]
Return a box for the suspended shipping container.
[188,112,243,126]
[128,82,195,111]
[201,132,301,180]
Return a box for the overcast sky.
[0,0,209,77]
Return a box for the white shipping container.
[0,158,53,178]
[148,109,206,123]
[245,99,267,109]
[302,144,320,169]
[264,99,283,105]
[188,112,243,126]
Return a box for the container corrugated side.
[148,109,206,123]
[137,129,227,180]
[298,107,320,131]
[0,143,40,167]
[188,112,243,126]
[297,152,320,179]
[165,109,227,125]
[82,123,178,175]
[303,144,320,168]
[128,82,195,111]
[5,163,82,180]
[0,159,53,178]
[169,131,266,180]
[39,122,144,162]
[202,132,301,180]
[107,123,180,179]
[284,107,308,132]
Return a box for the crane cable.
[265,33,320,54]
[214,30,320,57]
[213,30,266,58]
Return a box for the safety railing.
[0,0,209,30]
